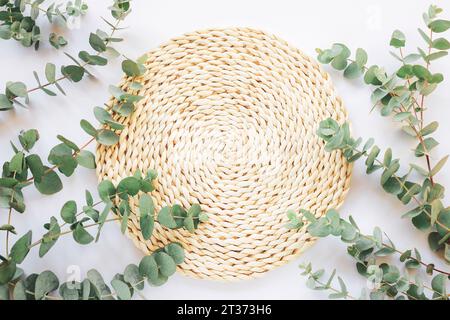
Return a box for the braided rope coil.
[96,28,352,281]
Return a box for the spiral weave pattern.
[96,28,352,281]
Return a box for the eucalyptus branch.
[299,264,356,300]
[1,167,209,300]
[6,242,185,300]
[0,0,88,50]
[0,0,131,112]
[20,16,122,99]
[313,5,450,259]
[318,118,449,237]
[287,209,449,300]
[316,5,449,195]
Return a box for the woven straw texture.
[96,28,352,281]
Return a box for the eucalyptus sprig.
[1,168,208,300]
[287,209,449,300]
[317,119,450,260]
[315,4,450,261]
[0,0,88,50]
[0,0,131,112]
[3,243,187,300]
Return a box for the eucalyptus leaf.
[34,270,59,300]
[10,231,32,264]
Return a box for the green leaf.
[93,106,112,123]
[403,53,421,63]
[0,260,16,285]
[48,144,77,177]
[12,280,27,300]
[9,152,25,174]
[129,82,143,90]
[60,200,77,224]
[199,212,209,222]
[331,55,347,70]
[415,137,439,157]
[436,208,450,237]
[78,51,107,66]
[89,33,106,52]
[154,252,176,277]
[412,212,431,231]
[428,232,444,252]
[79,280,90,300]
[0,24,12,40]
[35,271,59,300]
[19,129,39,151]
[0,94,13,110]
[420,121,438,136]
[10,231,32,264]
[430,155,449,176]
[158,206,177,228]
[383,148,392,166]
[412,65,431,80]
[76,150,96,169]
[418,28,432,45]
[432,38,450,50]
[138,255,158,283]
[123,264,144,290]
[429,73,444,84]
[117,177,140,199]
[73,224,94,245]
[363,66,381,85]
[96,129,119,146]
[97,180,116,201]
[165,243,184,265]
[399,250,411,262]
[139,194,154,240]
[428,19,450,33]
[87,269,112,300]
[45,63,56,83]
[343,62,362,79]
[183,216,195,232]
[34,167,63,195]
[431,274,446,296]
[62,65,85,82]
[6,82,28,98]
[355,48,368,67]
[39,217,61,257]
[59,283,79,300]
[111,279,131,300]
[56,135,79,152]
[25,154,44,183]
[426,51,448,62]
[410,164,428,176]
[122,60,143,77]
[316,49,335,64]
[0,224,15,233]
[381,161,399,185]
[80,119,98,137]
[396,64,414,79]
[390,30,405,48]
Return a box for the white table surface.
[0,0,449,299]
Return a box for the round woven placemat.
[96,27,351,281]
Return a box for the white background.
[0,0,449,299]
